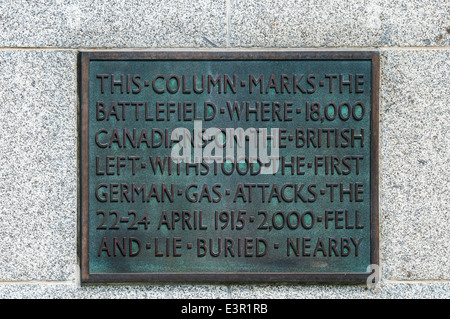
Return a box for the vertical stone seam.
[75,50,82,287]
[226,0,231,47]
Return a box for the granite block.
[1,48,448,287]
[0,283,230,299]
[229,281,450,299]
[379,49,450,280]
[229,0,450,47]
[0,50,78,281]
[0,0,227,48]
[0,281,448,299]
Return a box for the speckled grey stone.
[0,50,78,281]
[229,282,450,299]
[229,0,450,47]
[0,0,226,48]
[0,48,449,295]
[0,0,449,298]
[379,49,450,280]
[0,283,230,299]
[0,281,448,299]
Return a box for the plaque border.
[79,51,379,284]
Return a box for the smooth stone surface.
[379,49,450,280]
[0,50,78,281]
[0,0,226,48]
[229,0,450,47]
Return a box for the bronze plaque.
[79,51,379,283]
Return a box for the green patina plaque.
[80,51,379,283]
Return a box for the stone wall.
[0,0,448,298]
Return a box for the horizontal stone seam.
[0,281,75,285]
[226,0,231,47]
[383,280,450,284]
[0,46,448,51]
[0,280,449,286]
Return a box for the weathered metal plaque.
[80,51,379,283]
